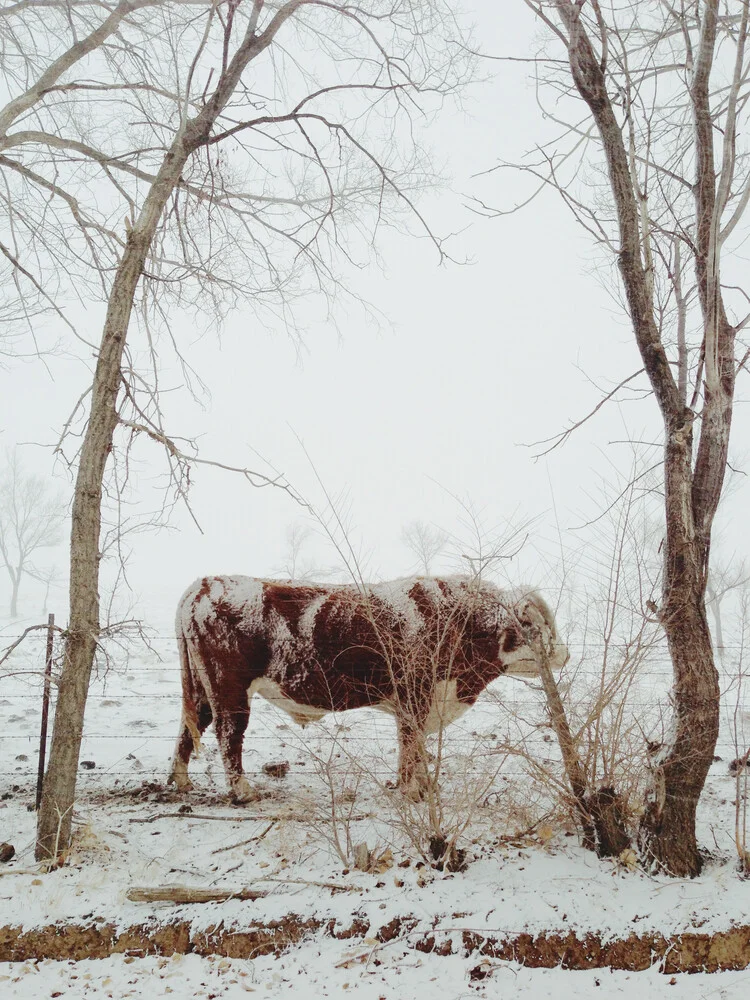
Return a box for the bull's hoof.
[229,777,259,804]
[395,777,427,802]
[167,771,194,792]
[403,785,425,803]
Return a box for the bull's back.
[176,575,391,711]
[176,574,511,715]
[177,575,270,691]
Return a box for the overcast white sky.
[2,1,749,633]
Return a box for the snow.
[1,951,750,999]
[1,950,749,999]
[1,625,750,997]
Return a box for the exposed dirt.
[2,916,750,972]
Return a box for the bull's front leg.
[214,704,256,803]
[395,711,430,801]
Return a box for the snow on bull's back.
[177,575,533,632]
[176,574,530,643]
[177,575,264,635]
[370,575,522,631]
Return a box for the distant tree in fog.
[401,520,448,576]
[0,451,65,618]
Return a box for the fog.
[2,1,748,638]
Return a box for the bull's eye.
[502,629,519,654]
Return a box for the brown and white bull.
[169,575,567,801]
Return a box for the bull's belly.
[250,676,472,735]
[374,682,471,733]
[248,677,330,726]
[422,678,472,734]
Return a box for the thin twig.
[0,623,65,671]
[210,820,276,855]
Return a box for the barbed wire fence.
[0,618,747,874]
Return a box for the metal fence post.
[35,613,55,812]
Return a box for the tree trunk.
[640,597,719,873]
[639,414,721,875]
[535,637,596,852]
[9,572,19,619]
[35,143,195,861]
[586,787,631,858]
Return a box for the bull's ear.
[501,626,521,654]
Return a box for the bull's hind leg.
[213,698,255,803]
[169,700,213,791]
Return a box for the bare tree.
[505,1,750,875]
[275,522,337,582]
[4,1,470,861]
[402,520,448,576]
[0,451,65,618]
[707,557,750,663]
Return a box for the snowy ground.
[1,624,749,997]
[2,952,750,999]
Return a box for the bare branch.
[528,369,646,459]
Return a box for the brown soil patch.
[1,916,750,972]
[461,925,750,973]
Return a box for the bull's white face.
[501,592,569,677]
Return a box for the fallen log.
[126,884,267,904]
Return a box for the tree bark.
[586,787,631,859]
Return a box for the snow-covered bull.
[169,575,568,801]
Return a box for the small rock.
[80,760,96,770]
[262,761,289,779]
[0,842,15,863]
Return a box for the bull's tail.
[179,633,203,752]
[169,628,211,790]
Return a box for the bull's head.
[499,590,569,677]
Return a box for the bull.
[169,575,567,801]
